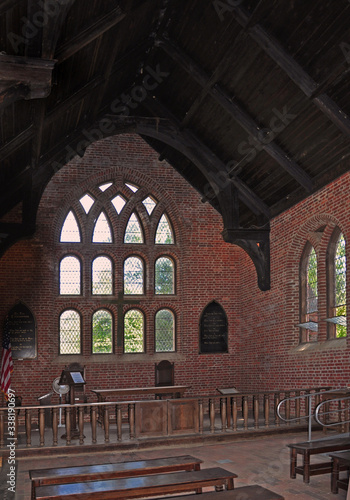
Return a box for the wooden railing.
[0,387,331,450]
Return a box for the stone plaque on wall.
[7,302,37,359]
[199,301,228,353]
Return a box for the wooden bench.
[157,485,284,499]
[34,467,237,499]
[30,455,202,499]
[329,451,350,493]
[287,437,350,483]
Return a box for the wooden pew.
[329,450,350,493]
[287,437,350,483]
[157,485,284,499]
[30,455,202,499]
[34,467,237,499]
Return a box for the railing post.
[232,397,237,431]
[116,405,122,442]
[91,406,97,444]
[220,398,227,432]
[264,394,269,428]
[129,403,135,440]
[39,408,45,446]
[209,399,215,433]
[65,407,71,445]
[285,392,290,426]
[308,396,312,442]
[274,393,280,426]
[253,395,259,429]
[52,407,58,446]
[79,407,85,445]
[104,406,110,443]
[295,391,301,421]
[25,409,32,447]
[199,399,203,434]
[243,396,248,430]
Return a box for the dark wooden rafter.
[0,0,18,16]
[42,0,77,58]
[231,4,350,138]
[0,82,28,110]
[156,37,314,192]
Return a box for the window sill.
[53,352,184,364]
[289,337,347,354]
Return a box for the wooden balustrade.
[0,387,331,451]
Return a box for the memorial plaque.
[199,301,228,353]
[7,302,37,359]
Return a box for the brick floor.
[8,430,349,499]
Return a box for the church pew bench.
[33,467,237,499]
[329,450,350,493]
[30,455,202,499]
[287,437,350,483]
[157,485,284,499]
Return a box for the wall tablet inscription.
[199,301,228,353]
[8,302,37,359]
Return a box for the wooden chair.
[155,360,174,387]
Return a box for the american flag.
[0,317,13,400]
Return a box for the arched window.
[155,214,174,244]
[327,230,347,338]
[92,212,112,243]
[59,255,81,295]
[92,309,113,353]
[59,310,81,354]
[92,256,113,295]
[155,309,175,352]
[124,309,144,353]
[60,211,81,242]
[300,244,318,343]
[124,212,143,243]
[111,194,126,214]
[155,257,175,294]
[124,256,144,294]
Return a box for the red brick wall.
[0,134,243,405]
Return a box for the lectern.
[59,368,86,438]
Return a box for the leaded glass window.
[124,256,144,294]
[60,256,81,295]
[155,309,175,352]
[60,211,81,242]
[92,309,113,353]
[299,243,318,343]
[155,214,174,244]
[124,212,143,243]
[59,310,81,354]
[307,247,318,318]
[111,194,126,215]
[93,212,112,243]
[92,256,113,295]
[142,196,157,215]
[99,182,112,192]
[79,193,95,214]
[155,257,174,294]
[334,233,347,337]
[124,309,144,353]
[125,182,139,193]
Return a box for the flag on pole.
[0,317,13,400]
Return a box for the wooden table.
[91,386,190,402]
[329,451,350,493]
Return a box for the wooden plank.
[0,126,34,160]
[157,485,284,499]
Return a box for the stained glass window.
[92,256,113,295]
[155,257,174,294]
[155,309,175,352]
[142,196,157,215]
[124,212,143,243]
[60,256,81,295]
[79,193,95,214]
[111,194,126,214]
[92,309,113,353]
[92,212,112,243]
[59,310,81,354]
[124,257,144,294]
[60,211,81,242]
[155,214,174,244]
[124,309,144,353]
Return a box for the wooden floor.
[6,430,349,500]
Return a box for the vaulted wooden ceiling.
[1,0,350,290]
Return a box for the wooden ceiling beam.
[156,37,314,192]
[231,4,350,138]
[0,126,34,160]
[55,6,126,63]
[0,0,19,16]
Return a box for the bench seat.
[329,450,350,493]
[34,467,237,499]
[287,437,350,483]
[158,485,284,499]
[30,454,202,498]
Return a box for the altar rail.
[0,387,330,451]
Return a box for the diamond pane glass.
[124,213,143,243]
[60,211,81,242]
[59,310,81,354]
[124,257,144,294]
[92,309,113,353]
[124,309,144,353]
[142,196,157,215]
[79,193,95,214]
[60,256,81,295]
[99,182,113,192]
[155,257,174,294]
[307,247,317,314]
[93,212,112,243]
[155,309,175,352]
[92,256,113,295]
[111,195,126,214]
[155,214,174,244]
[335,233,346,337]
[125,182,139,193]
